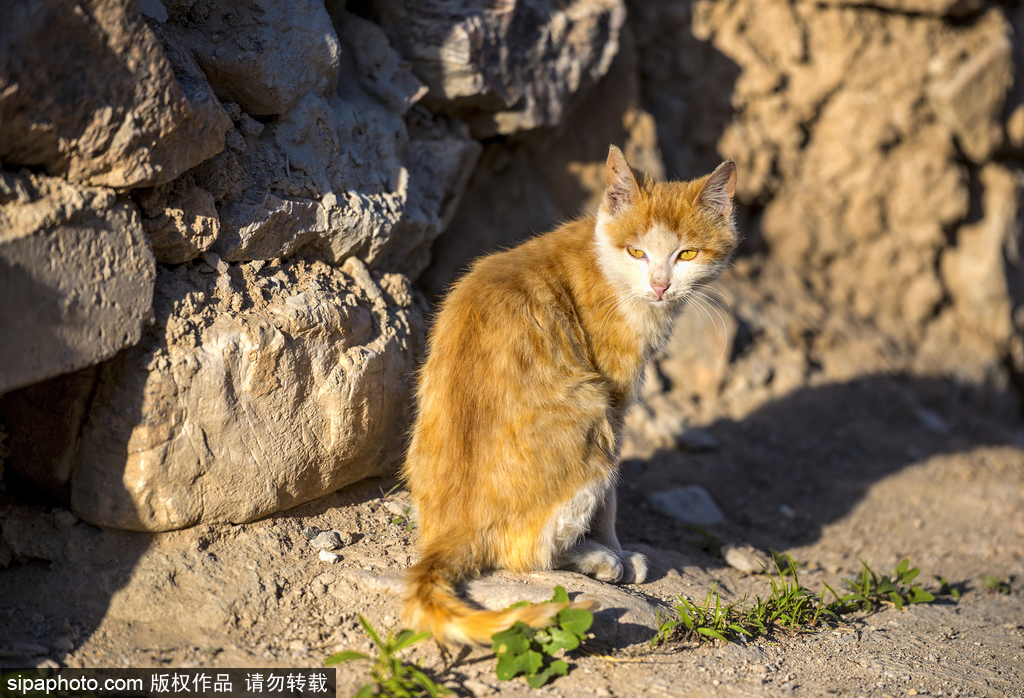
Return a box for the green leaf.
[696,627,728,642]
[405,666,453,697]
[357,615,384,649]
[506,600,530,609]
[354,685,374,698]
[391,629,430,653]
[324,651,370,666]
[550,585,570,604]
[491,623,532,657]
[895,559,909,577]
[888,592,904,610]
[557,607,593,636]
[495,648,543,681]
[545,626,581,653]
[909,588,935,604]
[525,659,569,688]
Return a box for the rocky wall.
[0,0,626,531]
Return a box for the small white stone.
[319,550,342,564]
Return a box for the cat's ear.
[603,145,641,217]
[697,160,736,220]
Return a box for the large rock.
[66,257,423,531]
[156,0,342,117]
[0,0,231,189]
[0,172,155,394]
[187,10,481,278]
[376,0,627,137]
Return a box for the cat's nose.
[652,284,669,299]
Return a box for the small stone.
[916,409,949,434]
[676,428,720,452]
[52,636,75,652]
[383,500,408,517]
[318,550,342,564]
[722,544,771,574]
[462,679,493,696]
[311,531,344,551]
[301,526,322,541]
[35,659,60,670]
[648,486,725,525]
[52,509,78,530]
[288,639,306,652]
[779,504,796,519]
[12,642,49,655]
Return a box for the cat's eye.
[677,249,698,262]
[627,246,645,259]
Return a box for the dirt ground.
[1,371,1023,697]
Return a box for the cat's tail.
[403,550,599,647]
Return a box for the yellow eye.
[627,246,645,259]
[678,249,698,262]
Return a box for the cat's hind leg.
[556,539,624,582]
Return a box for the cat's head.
[594,145,739,306]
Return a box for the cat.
[401,145,739,646]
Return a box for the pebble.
[676,428,720,452]
[916,409,949,434]
[721,544,771,574]
[301,526,322,540]
[648,486,725,525]
[311,531,344,551]
[52,509,78,530]
[52,636,75,652]
[318,550,342,564]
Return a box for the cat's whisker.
[691,293,732,361]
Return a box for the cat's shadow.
[619,373,1022,559]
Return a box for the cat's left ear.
[698,160,736,220]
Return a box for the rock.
[51,510,78,531]
[186,14,481,276]
[420,26,663,298]
[376,0,627,137]
[0,0,231,189]
[648,486,725,526]
[318,551,342,564]
[916,408,950,435]
[311,532,344,551]
[721,544,771,574]
[926,12,1013,164]
[66,258,423,531]
[158,0,341,117]
[135,174,220,264]
[676,429,720,453]
[466,570,666,647]
[0,173,155,394]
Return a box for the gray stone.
[135,174,219,264]
[0,0,231,189]
[159,0,342,117]
[68,258,423,531]
[0,173,155,394]
[466,570,667,647]
[721,544,772,574]
[648,486,725,526]
[377,0,627,137]
[677,428,721,453]
[311,532,344,551]
[926,14,1013,163]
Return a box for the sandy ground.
[1,374,1023,697]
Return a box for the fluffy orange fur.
[402,146,739,646]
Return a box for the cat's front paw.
[620,550,648,584]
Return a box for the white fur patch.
[540,476,613,563]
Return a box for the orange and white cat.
[402,145,739,645]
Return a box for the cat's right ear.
[603,145,640,217]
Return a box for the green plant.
[491,586,593,688]
[651,555,831,647]
[681,524,722,553]
[829,559,935,612]
[651,557,944,649]
[935,575,962,599]
[983,575,1011,595]
[325,615,451,698]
